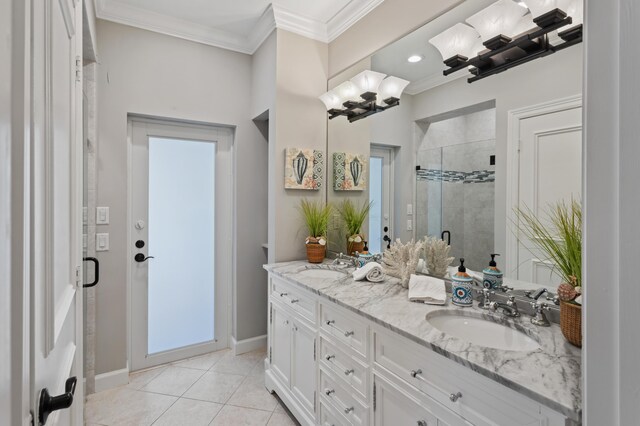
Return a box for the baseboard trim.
[232,334,267,355]
[91,367,129,393]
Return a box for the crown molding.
[405,68,468,95]
[95,0,383,54]
[327,0,385,41]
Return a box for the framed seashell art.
[284,148,324,190]
[333,152,367,191]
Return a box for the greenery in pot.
[515,199,582,303]
[299,198,333,246]
[338,199,373,254]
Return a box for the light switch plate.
[406,219,413,231]
[96,233,109,251]
[96,206,109,225]
[407,204,413,215]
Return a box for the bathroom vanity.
[264,261,581,426]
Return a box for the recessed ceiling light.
[407,55,422,63]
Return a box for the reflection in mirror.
[325,0,583,291]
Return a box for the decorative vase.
[347,234,365,256]
[560,301,582,347]
[306,243,326,263]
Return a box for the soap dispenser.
[451,258,474,307]
[357,241,373,267]
[482,254,503,290]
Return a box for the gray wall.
[94,20,267,374]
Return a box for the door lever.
[39,376,77,425]
[82,257,99,288]
[134,253,155,262]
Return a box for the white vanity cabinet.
[265,272,573,426]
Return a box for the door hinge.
[75,266,81,287]
[75,55,82,82]
[269,305,272,324]
[314,390,317,413]
[313,339,316,361]
[373,381,377,411]
[269,347,272,363]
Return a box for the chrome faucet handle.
[507,296,520,316]
[530,302,552,327]
[545,293,560,305]
[476,288,495,310]
[497,285,513,293]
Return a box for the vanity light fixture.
[407,55,423,63]
[319,70,410,123]
[429,0,583,83]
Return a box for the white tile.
[267,412,298,426]
[126,366,167,390]
[210,350,264,375]
[273,402,286,414]
[248,359,266,377]
[209,405,271,426]
[182,371,245,404]
[85,387,176,426]
[152,398,222,426]
[141,366,205,396]
[227,375,278,412]
[171,349,229,371]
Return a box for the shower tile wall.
[416,109,496,272]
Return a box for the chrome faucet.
[489,296,520,317]
[332,253,358,268]
[475,288,495,310]
[525,287,548,300]
[530,302,552,327]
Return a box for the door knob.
[39,376,77,425]
[134,253,154,262]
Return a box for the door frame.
[126,115,235,371]
[504,94,582,278]
[370,145,395,249]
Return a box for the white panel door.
[369,146,393,254]
[290,317,316,416]
[516,106,582,286]
[130,119,232,371]
[31,0,84,424]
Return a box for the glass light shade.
[333,81,360,103]
[377,76,410,105]
[350,70,387,95]
[511,13,536,37]
[466,0,529,41]
[563,0,583,27]
[429,23,481,61]
[319,90,342,111]
[525,0,565,19]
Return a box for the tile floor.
[85,348,299,426]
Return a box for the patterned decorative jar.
[482,253,503,290]
[451,258,473,307]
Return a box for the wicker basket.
[347,237,365,256]
[306,243,326,263]
[560,301,582,347]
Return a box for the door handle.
[82,257,99,288]
[39,376,77,425]
[441,230,451,245]
[134,253,155,262]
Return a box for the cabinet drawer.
[320,335,368,400]
[271,277,316,322]
[374,330,545,426]
[320,304,368,359]
[319,400,348,426]
[320,368,369,426]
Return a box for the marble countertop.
[264,261,582,422]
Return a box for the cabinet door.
[270,303,292,387]
[291,317,316,416]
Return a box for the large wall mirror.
[325,0,583,290]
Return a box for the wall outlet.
[406,219,413,231]
[96,233,109,251]
[407,204,413,215]
[96,206,109,225]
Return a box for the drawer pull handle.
[449,392,463,402]
[283,320,289,325]
[325,320,354,338]
[325,354,335,361]
[293,326,298,332]
[325,388,335,396]
[344,330,354,337]
[290,299,299,304]
[326,320,335,325]
[344,407,354,414]
[417,421,428,426]
[280,292,288,297]
[344,369,354,376]
[410,369,423,378]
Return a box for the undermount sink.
[426,310,540,351]
[298,267,349,279]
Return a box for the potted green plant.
[515,199,582,347]
[338,199,373,256]
[298,199,332,263]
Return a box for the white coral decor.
[423,236,455,278]
[381,239,425,288]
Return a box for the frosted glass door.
[148,137,215,354]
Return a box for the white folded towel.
[408,274,446,305]
[352,262,385,283]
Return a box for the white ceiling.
[95,0,385,54]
